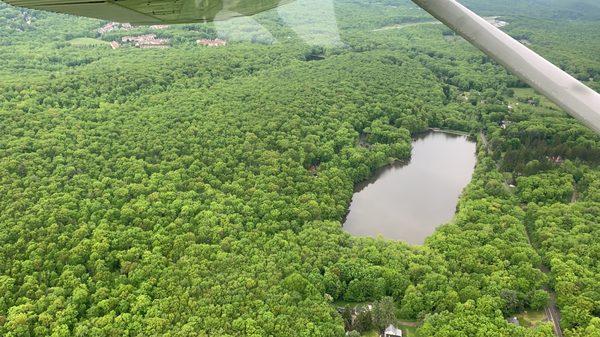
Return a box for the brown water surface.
[343,132,476,244]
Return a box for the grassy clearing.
[511,87,559,110]
[68,38,110,47]
[398,322,420,337]
[515,310,548,328]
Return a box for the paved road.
[545,293,564,337]
[526,230,564,337]
[480,131,563,337]
[539,265,564,337]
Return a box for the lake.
[343,131,477,245]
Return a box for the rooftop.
[384,324,402,337]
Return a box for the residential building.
[384,324,402,337]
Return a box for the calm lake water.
[343,132,477,245]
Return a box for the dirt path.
[397,320,418,327]
[479,131,507,181]
[479,131,489,151]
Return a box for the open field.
[68,37,110,47]
[515,310,549,328]
[511,87,560,110]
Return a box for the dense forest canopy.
[0,0,598,336]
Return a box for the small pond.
[343,131,477,245]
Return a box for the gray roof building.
[507,317,520,326]
[384,324,402,337]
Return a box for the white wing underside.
[412,0,600,133]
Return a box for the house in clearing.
[507,316,520,326]
[383,324,402,337]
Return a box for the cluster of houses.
[111,35,227,49]
[121,34,171,48]
[95,23,230,50]
[197,38,227,47]
[97,23,173,49]
[97,22,133,35]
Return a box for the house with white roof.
[384,324,402,337]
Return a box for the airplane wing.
[412,0,600,133]
[3,0,294,24]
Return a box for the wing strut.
[412,0,600,133]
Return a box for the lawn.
[332,301,421,336]
[511,87,559,110]
[68,38,110,47]
[397,322,420,337]
[515,310,548,328]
